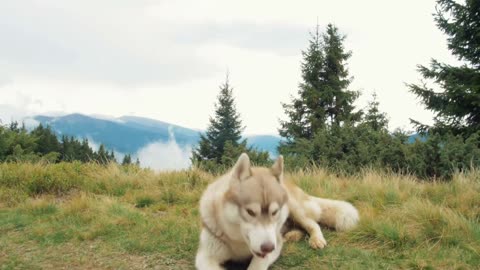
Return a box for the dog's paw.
[284,229,305,242]
[308,235,327,249]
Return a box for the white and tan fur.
[282,177,359,249]
[196,153,288,270]
[195,153,359,270]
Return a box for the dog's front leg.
[195,230,229,270]
[246,241,282,270]
[195,250,225,270]
[288,198,327,249]
[295,217,327,249]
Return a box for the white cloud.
[0,0,457,134]
[84,137,127,164]
[0,104,28,124]
[22,118,40,130]
[135,140,192,171]
[135,125,192,171]
[86,137,100,152]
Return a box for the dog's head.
[224,153,288,258]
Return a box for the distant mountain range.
[30,113,423,159]
[33,113,282,156]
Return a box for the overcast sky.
[0,0,458,135]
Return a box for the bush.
[280,126,480,180]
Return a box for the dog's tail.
[312,197,359,231]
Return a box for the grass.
[0,162,479,269]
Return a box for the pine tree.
[408,0,480,136]
[96,144,109,164]
[322,24,361,126]
[192,75,245,164]
[31,124,61,156]
[80,138,94,162]
[279,24,326,141]
[109,150,116,162]
[9,122,20,133]
[7,124,38,156]
[122,154,132,165]
[279,23,360,158]
[60,136,73,161]
[363,92,389,131]
[0,125,8,160]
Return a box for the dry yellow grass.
[0,162,479,269]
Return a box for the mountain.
[245,135,282,156]
[407,133,427,143]
[33,114,282,156]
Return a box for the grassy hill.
[0,163,479,269]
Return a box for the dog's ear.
[233,153,251,181]
[271,155,284,181]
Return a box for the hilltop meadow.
[1,162,479,270]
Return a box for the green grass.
[0,162,479,269]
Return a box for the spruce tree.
[279,24,326,141]
[122,154,132,165]
[408,0,480,136]
[80,138,94,162]
[96,144,109,164]
[109,150,116,161]
[31,124,61,156]
[363,92,389,131]
[0,126,8,160]
[279,23,360,158]
[322,24,361,126]
[60,136,73,161]
[192,76,245,165]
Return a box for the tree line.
[193,0,480,179]
[0,122,138,166]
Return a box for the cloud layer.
[135,140,192,171]
[0,0,456,134]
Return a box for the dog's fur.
[281,174,359,249]
[195,154,359,270]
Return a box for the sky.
[0,0,459,135]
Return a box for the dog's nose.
[260,242,275,253]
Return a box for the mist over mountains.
[32,114,282,168]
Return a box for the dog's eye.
[246,209,256,217]
[271,210,278,216]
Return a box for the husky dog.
[195,153,359,270]
[195,153,288,270]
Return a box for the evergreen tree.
[279,23,360,158]
[0,122,119,164]
[31,124,61,156]
[9,122,20,133]
[192,75,270,171]
[60,136,74,161]
[362,92,389,131]
[279,24,326,141]
[6,123,37,157]
[408,0,480,136]
[0,125,8,160]
[80,138,94,162]
[122,154,132,165]
[109,150,116,162]
[192,76,245,164]
[96,144,109,164]
[322,24,361,126]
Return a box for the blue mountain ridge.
[33,114,282,156]
[32,113,422,158]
